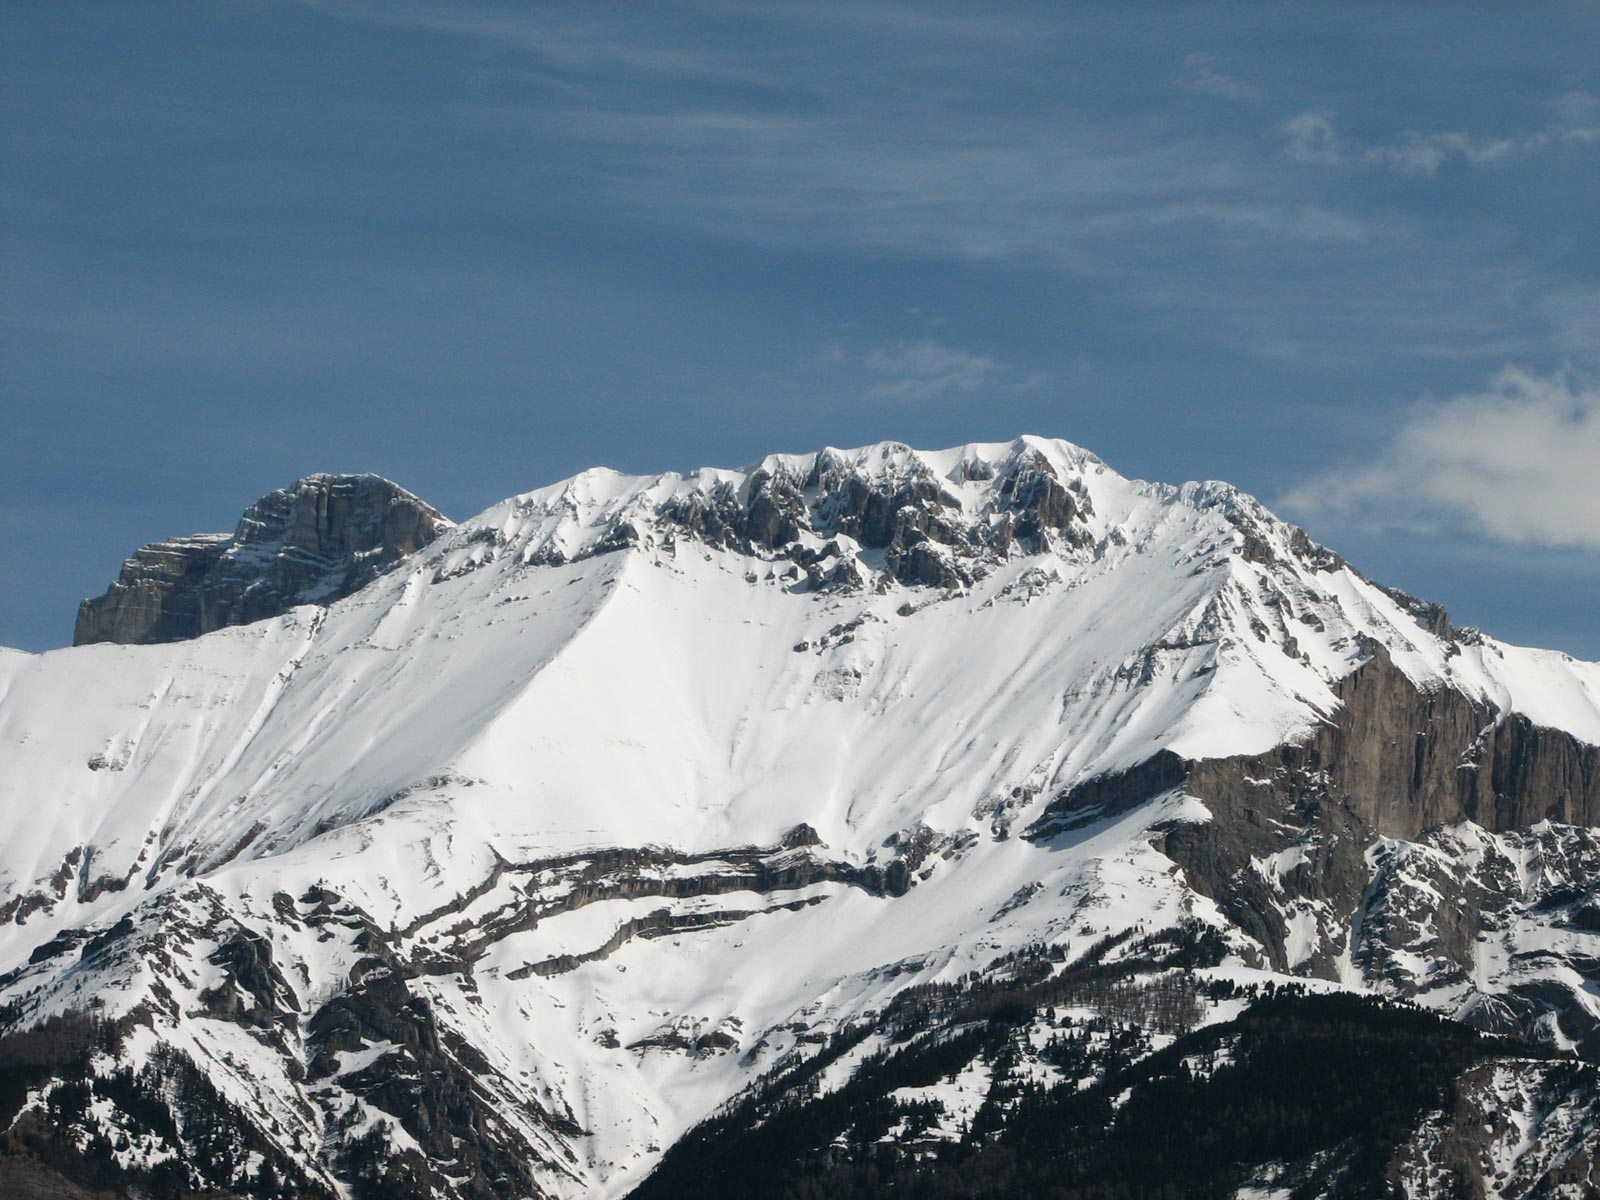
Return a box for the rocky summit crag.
[74,473,451,646]
[3,436,1599,1200]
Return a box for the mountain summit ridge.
[4,434,1599,1198]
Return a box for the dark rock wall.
[75,474,450,646]
[1308,650,1598,836]
[1030,649,1600,985]
[1033,648,1598,845]
[70,534,231,647]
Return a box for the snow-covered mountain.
[2,437,1597,1199]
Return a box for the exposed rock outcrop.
[74,474,450,645]
[486,439,1098,591]
[1027,648,1600,1034]
[1030,647,1599,844]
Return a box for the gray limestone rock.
[74,474,450,646]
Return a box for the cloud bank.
[1281,368,1600,552]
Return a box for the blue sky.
[3,1,1597,655]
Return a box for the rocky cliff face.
[1027,645,1600,1046]
[1028,644,1600,847]
[73,474,451,646]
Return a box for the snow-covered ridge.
[6,436,1598,913]
[2,434,1599,1199]
[425,435,1105,589]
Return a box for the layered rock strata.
[75,474,450,645]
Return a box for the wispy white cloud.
[308,4,1354,264]
[292,0,782,87]
[821,338,1007,403]
[1178,54,1259,102]
[1282,91,1600,175]
[861,339,1000,402]
[548,102,1360,271]
[1282,111,1346,166]
[1280,368,1600,552]
[268,4,1600,371]
[1547,286,1600,358]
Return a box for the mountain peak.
[429,435,1113,594]
[74,472,451,646]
